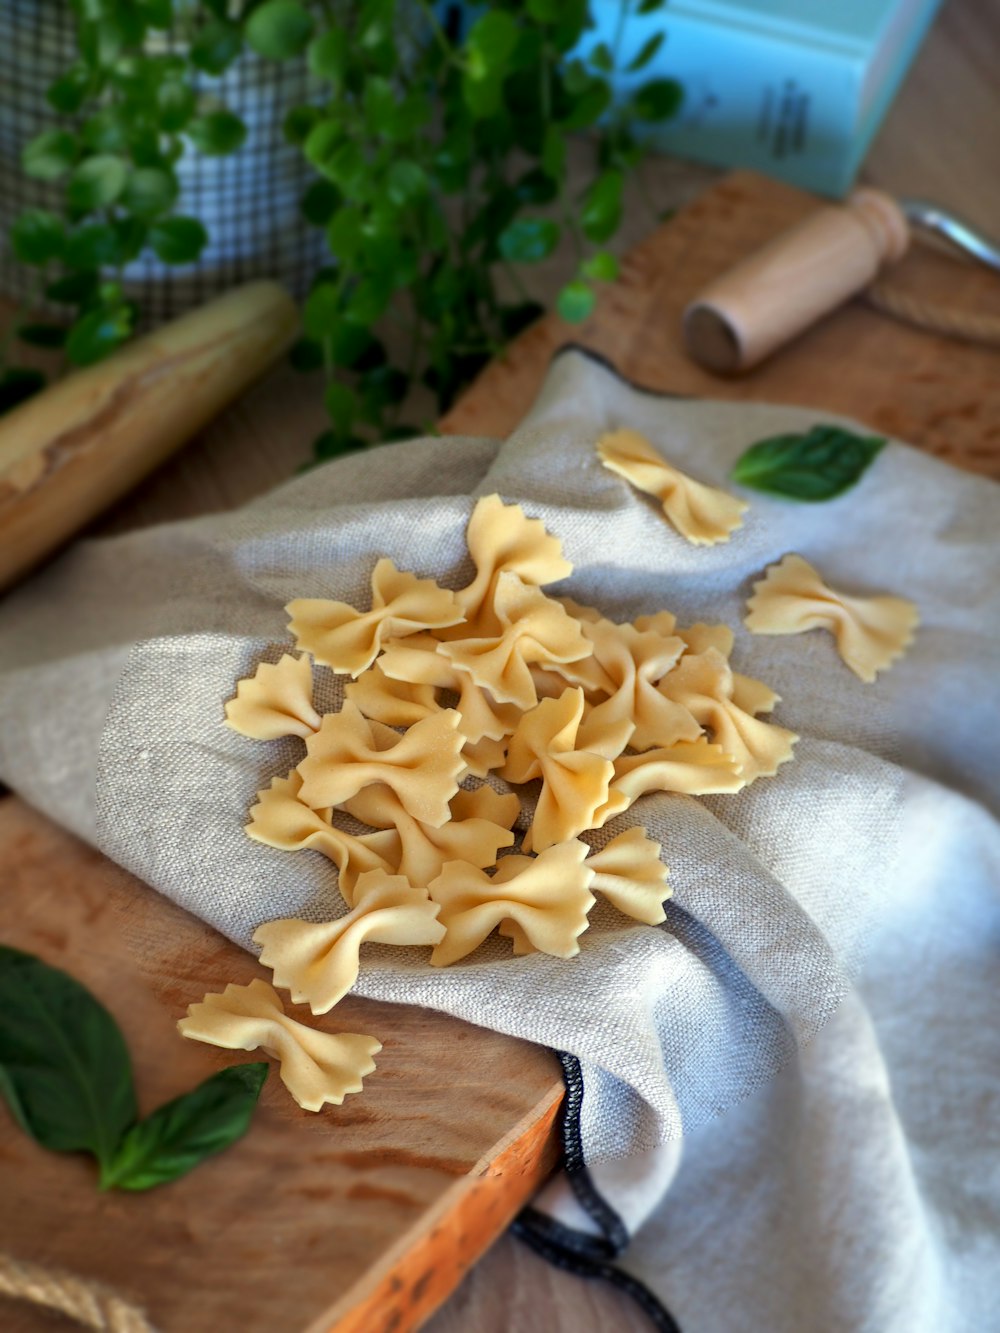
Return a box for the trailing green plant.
[4,0,682,455]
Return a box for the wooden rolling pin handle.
[682,187,911,374]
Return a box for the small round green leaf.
[580,170,623,245]
[324,380,358,434]
[385,161,427,207]
[284,105,323,146]
[300,179,340,227]
[634,77,683,122]
[190,20,242,74]
[498,217,560,263]
[10,210,65,266]
[66,305,133,366]
[308,28,348,82]
[582,250,619,282]
[303,282,340,339]
[327,207,363,261]
[82,108,129,154]
[65,222,121,269]
[47,65,92,115]
[149,216,208,264]
[187,111,247,156]
[157,80,196,133]
[22,129,78,182]
[67,155,128,211]
[245,0,314,60]
[557,279,596,323]
[626,32,665,74]
[123,167,178,219]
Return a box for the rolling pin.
[0,280,298,593]
[683,188,910,374]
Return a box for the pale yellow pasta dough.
[287,558,464,677]
[224,653,321,740]
[575,618,695,758]
[254,871,444,1014]
[658,649,797,781]
[502,689,614,851]
[586,827,671,925]
[450,784,522,830]
[245,771,399,906]
[440,573,592,710]
[296,701,466,827]
[343,784,516,887]
[457,493,574,630]
[345,662,441,728]
[745,553,919,683]
[427,840,596,966]
[178,979,381,1112]
[379,634,522,744]
[611,737,746,803]
[597,428,747,546]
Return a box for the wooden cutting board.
[2,170,998,1333]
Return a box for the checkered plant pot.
[0,0,324,322]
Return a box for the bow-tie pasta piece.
[497,919,536,956]
[575,618,696,758]
[246,771,400,906]
[632,610,678,637]
[225,653,321,740]
[585,828,671,925]
[344,785,516,887]
[428,840,596,966]
[287,559,464,678]
[558,596,604,624]
[254,871,444,1014]
[297,701,466,827]
[450,784,521,831]
[599,739,745,823]
[676,622,734,658]
[379,634,521,744]
[597,428,747,546]
[658,649,797,782]
[345,661,441,728]
[457,494,574,630]
[441,573,592,711]
[745,553,919,683]
[178,979,380,1112]
[502,688,614,851]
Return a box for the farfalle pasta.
[745,553,919,683]
[217,490,802,1109]
[178,979,380,1112]
[597,427,747,546]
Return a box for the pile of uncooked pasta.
[178,430,916,1111]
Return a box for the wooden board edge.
[311,1080,565,1333]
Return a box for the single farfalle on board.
[178,980,381,1112]
[597,427,747,546]
[745,553,919,682]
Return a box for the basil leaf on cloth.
[102,1063,268,1191]
[0,945,137,1170]
[731,425,886,501]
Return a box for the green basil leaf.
[582,250,619,282]
[626,32,665,74]
[0,368,46,415]
[498,217,560,263]
[66,305,133,366]
[10,209,65,265]
[557,279,596,323]
[22,129,79,182]
[634,77,683,122]
[123,166,178,219]
[17,323,68,349]
[590,41,613,73]
[308,28,349,82]
[81,108,130,154]
[580,170,623,244]
[246,0,314,60]
[560,78,611,131]
[190,20,242,74]
[465,11,519,80]
[157,79,196,133]
[149,216,208,264]
[731,426,887,501]
[187,111,247,156]
[67,154,128,211]
[100,1064,268,1192]
[0,947,136,1169]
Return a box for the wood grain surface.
[3,0,999,1325]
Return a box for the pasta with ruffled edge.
[597,427,747,546]
[745,553,918,683]
[178,979,380,1112]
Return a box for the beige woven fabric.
[1,350,997,1166]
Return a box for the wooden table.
[1,0,998,1329]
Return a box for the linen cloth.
[1,349,997,1327]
